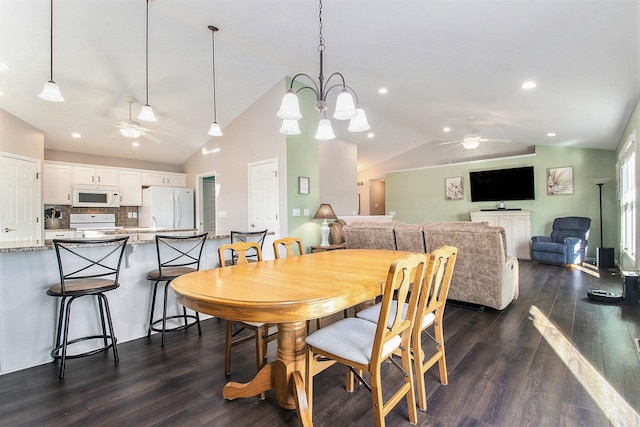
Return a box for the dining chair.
[227,229,268,265]
[218,241,277,377]
[146,233,208,347]
[46,236,129,378]
[304,252,428,427]
[356,245,458,411]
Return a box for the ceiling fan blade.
[141,131,163,144]
[438,140,463,146]
[140,126,171,136]
[443,142,464,152]
[479,138,511,143]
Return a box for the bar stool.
[146,233,208,347]
[47,236,129,378]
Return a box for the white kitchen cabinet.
[43,163,72,205]
[141,171,187,187]
[470,210,532,260]
[118,170,142,206]
[73,166,118,187]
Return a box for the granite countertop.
[1,228,231,254]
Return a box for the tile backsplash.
[44,205,139,229]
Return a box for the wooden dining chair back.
[273,237,303,258]
[304,252,428,427]
[47,236,129,378]
[146,233,208,347]
[412,245,457,411]
[228,229,268,265]
[218,242,277,379]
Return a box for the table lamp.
[313,203,338,246]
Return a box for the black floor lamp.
[587,178,622,302]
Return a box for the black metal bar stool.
[47,236,129,378]
[147,233,208,347]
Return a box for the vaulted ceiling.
[0,0,638,171]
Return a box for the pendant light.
[277,0,369,139]
[207,25,223,136]
[39,0,64,102]
[138,0,156,122]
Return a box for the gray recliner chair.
[531,217,591,265]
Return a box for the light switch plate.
[292,208,301,217]
[304,208,310,216]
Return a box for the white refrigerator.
[139,186,195,229]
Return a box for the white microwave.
[72,186,120,208]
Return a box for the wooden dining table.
[171,248,412,416]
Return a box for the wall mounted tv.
[469,166,535,202]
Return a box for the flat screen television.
[469,166,535,202]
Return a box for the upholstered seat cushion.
[146,266,196,281]
[357,301,435,330]
[47,278,119,296]
[305,317,402,365]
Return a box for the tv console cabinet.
[470,210,532,260]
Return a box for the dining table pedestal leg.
[222,320,308,411]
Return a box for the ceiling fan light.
[38,80,65,102]
[348,107,370,132]
[279,119,301,135]
[138,104,157,122]
[333,89,357,120]
[208,121,223,136]
[277,90,302,120]
[462,139,480,150]
[315,116,335,140]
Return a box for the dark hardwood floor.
[2,260,640,426]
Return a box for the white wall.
[319,138,358,216]
[0,108,44,160]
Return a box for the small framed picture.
[445,176,464,200]
[547,166,573,195]
[298,176,310,195]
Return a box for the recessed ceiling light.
[0,62,8,71]
[71,132,81,138]
[0,90,5,97]
[547,132,556,137]
[443,127,451,132]
[367,132,375,138]
[378,88,388,95]
[522,81,537,89]
[131,141,141,147]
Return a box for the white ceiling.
[0,0,638,171]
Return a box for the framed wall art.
[546,166,573,195]
[445,176,464,200]
[298,176,310,195]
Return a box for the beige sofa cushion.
[394,222,426,252]
[329,219,347,245]
[344,221,398,250]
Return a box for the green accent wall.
[385,145,617,258]
[285,79,323,251]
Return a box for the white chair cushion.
[305,317,402,365]
[357,301,435,330]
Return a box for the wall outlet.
[132,212,137,218]
[218,211,226,217]
[389,211,396,216]
[292,208,301,217]
[127,212,133,218]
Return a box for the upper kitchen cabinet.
[118,170,142,206]
[73,166,118,187]
[141,171,187,187]
[43,162,72,205]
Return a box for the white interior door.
[1,153,41,242]
[249,159,279,235]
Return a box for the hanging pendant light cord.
[145,0,150,105]
[210,26,218,122]
[49,0,54,81]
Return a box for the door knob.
[4,227,16,233]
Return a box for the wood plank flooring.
[1,260,639,426]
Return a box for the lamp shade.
[348,107,370,132]
[315,117,335,140]
[333,89,357,120]
[277,90,302,120]
[38,81,65,102]
[279,119,301,135]
[208,122,223,136]
[138,104,157,122]
[313,203,338,221]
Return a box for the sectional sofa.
[335,220,519,310]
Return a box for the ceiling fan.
[116,96,167,144]
[438,117,511,150]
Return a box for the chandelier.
[277,0,369,140]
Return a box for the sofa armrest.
[531,236,552,244]
[502,255,519,302]
[564,236,583,246]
